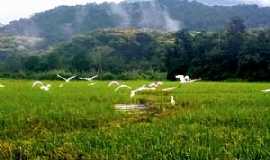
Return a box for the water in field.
[0,80,269,159]
[114,104,146,111]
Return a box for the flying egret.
[157,81,163,86]
[147,81,163,88]
[57,74,77,83]
[147,82,157,88]
[32,81,51,91]
[176,75,201,83]
[189,78,202,83]
[185,75,190,82]
[115,85,132,92]
[79,75,98,81]
[108,81,120,87]
[171,96,176,106]
[135,85,156,92]
[176,75,187,83]
[262,89,270,93]
[130,85,156,98]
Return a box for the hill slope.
[1,0,270,43]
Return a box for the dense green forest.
[1,17,270,81]
[1,0,270,44]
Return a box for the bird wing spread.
[115,85,131,92]
[57,74,67,81]
[67,76,77,81]
[90,75,98,80]
[32,81,44,87]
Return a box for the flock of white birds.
[29,74,203,106]
[2,74,270,107]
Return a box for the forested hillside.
[1,18,270,81]
[1,0,270,44]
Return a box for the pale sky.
[0,0,123,24]
[0,0,269,24]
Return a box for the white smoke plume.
[110,0,182,32]
[138,1,181,32]
[75,6,88,26]
[163,8,182,32]
[110,3,131,27]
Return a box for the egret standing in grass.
[171,96,176,106]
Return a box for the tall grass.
[0,80,269,159]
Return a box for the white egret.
[135,85,156,92]
[176,75,187,83]
[171,96,176,106]
[79,75,98,81]
[57,74,77,83]
[115,85,132,92]
[130,85,156,98]
[185,75,190,82]
[176,75,201,83]
[157,81,164,86]
[32,81,51,91]
[147,82,157,88]
[130,90,136,98]
[189,78,202,83]
[108,81,120,87]
[147,81,163,88]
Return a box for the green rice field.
[0,80,270,159]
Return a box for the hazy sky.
[0,0,122,24]
[0,0,269,24]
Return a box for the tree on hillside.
[166,30,193,80]
[90,46,114,78]
[224,17,246,78]
[226,17,246,34]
